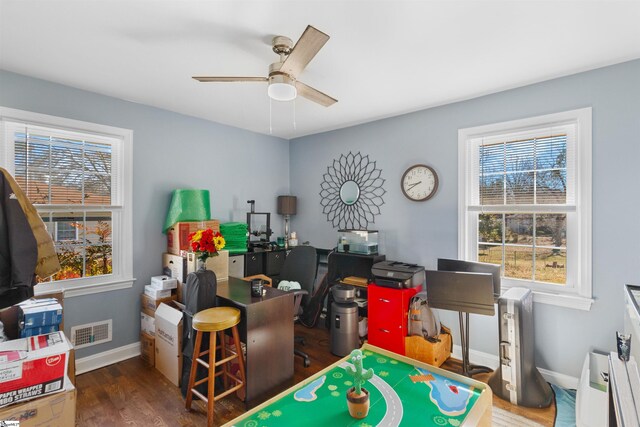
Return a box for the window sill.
[502,284,593,311]
[34,277,136,298]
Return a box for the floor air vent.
[70,319,113,349]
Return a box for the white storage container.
[576,351,608,427]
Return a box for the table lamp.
[163,189,211,233]
[277,195,297,249]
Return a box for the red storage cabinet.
[367,283,420,355]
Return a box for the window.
[458,108,592,310]
[55,221,79,242]
[1,107,133,297]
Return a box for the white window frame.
[458,108,592,310]
[0,107,134,298]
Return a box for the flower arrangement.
[188,228,226,262]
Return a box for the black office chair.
[277,245,317,368]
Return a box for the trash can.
[330,301,360,356]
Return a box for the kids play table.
[223,343,492,427]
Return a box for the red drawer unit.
[367,283,420,355]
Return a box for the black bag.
[180,269,217,397]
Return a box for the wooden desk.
[216,277,294,405]
[222,343,492,426]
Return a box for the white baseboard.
[452,344,579,389]
[76,341,140,375]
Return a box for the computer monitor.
[437,258,501,301]
[425,270,495,316]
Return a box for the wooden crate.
[404,326,452,367]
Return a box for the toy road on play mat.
[223,344,492,427]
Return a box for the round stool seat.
[193,307,241,332]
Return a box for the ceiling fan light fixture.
[268,74,297,101]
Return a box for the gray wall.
[0,70,290,358]
[290,59,640,378]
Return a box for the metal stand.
[459,311,493,377]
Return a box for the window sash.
[1,107,132,295]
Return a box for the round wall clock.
[401,164,439,201]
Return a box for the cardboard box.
[0,332,71,407]
[0,293,64,341]
[0,381,76,426]
[141,311,155,336]
[162,252,187,283]
[17,298,63,329]
[20,324,59,338]
[140,332,155,366]
[140,293,175,318]
[150,275,178,290]
[167,220,220,255]
[144,285,172,300]
[154,301,184,386]
[186,250,229,281]
[68,349,75,386]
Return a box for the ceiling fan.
[193,25,337,107]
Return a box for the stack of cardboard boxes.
[139,276,177,367]
[142,220,229,387]
[0,294,76,426]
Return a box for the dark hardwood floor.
[76,324,556,426]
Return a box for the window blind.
[469,124,576,212]
[13,124,115,208]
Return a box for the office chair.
[277,245,318,368]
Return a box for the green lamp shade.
[163,189,211,233]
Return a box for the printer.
[371,260,425,289]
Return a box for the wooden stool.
[185,307,246,427]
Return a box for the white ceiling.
[1,1,640,139]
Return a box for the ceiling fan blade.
[295,81,337,107]
[193,76,268,82]
[279,25,329,77]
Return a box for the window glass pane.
[505,172,534,204]
[21,171,50,204]
[50,170,83,204]
[536,170,566,204]
[536,214,566,248]
[479,175,504,204]
[479,143,504,174]
[83,173,111,205]
[536,135,566,170]
[505,214,533,244]
[504,245,533,280]
[85,212,113,277]
[479,214,503,243]
[535,249,566,285]
[52,243,84,281]
[505,139,534,172]
[84,142,112,175]
[478,244,502,267]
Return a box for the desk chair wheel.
[294,348,311,368]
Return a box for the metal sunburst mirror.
[319,152,386,229]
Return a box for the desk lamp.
[163,189,211,233]
[277,195,297,249]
